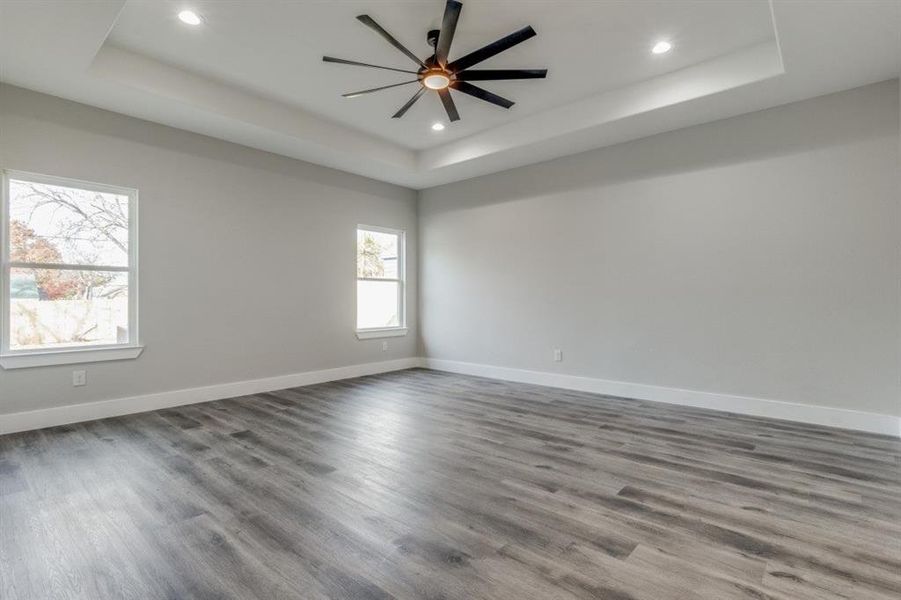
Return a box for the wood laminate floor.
[1,368,899,600]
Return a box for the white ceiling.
[107,0,775,150]
[1,1,899,189]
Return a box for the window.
[356,226,406,339]
[1,171,141,368]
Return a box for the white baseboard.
[5,356,898,438]
[422,358,901,438]
[0,357,421,435]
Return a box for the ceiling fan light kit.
[422,70,451,90]
[322,0,547,123]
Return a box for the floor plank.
[1,368,899,600]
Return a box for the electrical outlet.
[72,370,87,387]
[381,341,389,352]
[553,349,563,362]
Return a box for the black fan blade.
[357,15,428,69]
[450,81,514,109]
[438,88,460,121]
[455,69,547,81]
[323,56,418,75]
[342,80,419,99]
[435,0,463,67]
[393,87,427,118]
[447,26,536,73]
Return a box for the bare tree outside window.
[4,175,135,351]
[357,232,387,278]
[356,227,403,330]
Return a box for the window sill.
[0,345,144,370]
[355,328,408,340]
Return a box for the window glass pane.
[8,179,129,267]
[9,268,129,350]
[357,280,399,329]
[357,229,399,279]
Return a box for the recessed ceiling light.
[178,10,202,26]
[651,41,672,54]
[431,123,445,131]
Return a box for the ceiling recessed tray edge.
[29,0,873,189]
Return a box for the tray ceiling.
[1,1,898,188]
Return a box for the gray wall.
[3,80,899,421]
[419,80,901,417]
[0,84,418,415]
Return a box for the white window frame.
[0,170,143,369]
[355,224,407,340]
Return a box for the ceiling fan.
[322,0,547,122]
